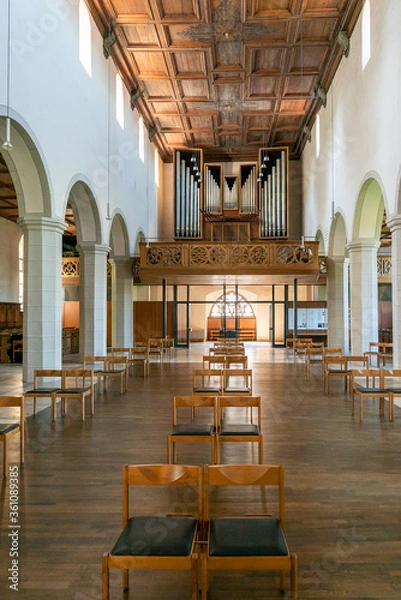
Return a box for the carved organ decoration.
[174,149,202,238]
[259,147,288,238]
[204,165,222,213]
[240,165,257,213]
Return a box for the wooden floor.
[1,343,401,599]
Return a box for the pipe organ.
[204,165,222,212]
[174,149,202,238]
[240,164,257,212]
[259,147,288,238]
[174,147,289,241]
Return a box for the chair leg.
[258,439,264,464]
[101,553,109,600]
[280,570,285,591]
[82,398,85,421]
[123,568,129,591]
[191,555,198,600]
[200,553,208,600]
[291,553,298,599]
[167,437,171,464]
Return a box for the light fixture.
[2,0,13,151]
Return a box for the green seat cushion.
[220,424,259,436]
[193,386,221,393]
[111,516,197,556]
[223,387,251,394]
[354,385,385,394]
[172,424,214,436]
[56,387,91,394]
[209,517,288,556]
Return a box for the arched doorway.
[207,291,256,341]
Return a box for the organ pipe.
[259,147,288,238]
[174,149,202,238]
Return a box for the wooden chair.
[225,345,246,355]
[130,347,149,376]
[167,396,218,464]
[109,347,132,373]
[54,369,94,420]
[225,354,248,369]
[192,369,222,395]
[384,369,401,422]
[202,355,226,369]
[102,464,202,600]
[201,464,298,599]
[0,396,24,478]
[305,347,324,378]
[23,369,63,421]
[293,338,312,362]
[351,369,390,421]
[323,356,348,393]
[222,369,252,395]
[363,342,393,367]
[148,338,163,362]
[83,356,107,394]
[321,347,343,375]
[102,356,128,394]
[216,396,263,463]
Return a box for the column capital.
[18,215,67,235]
[387,215,401,233]
[346,239,380,253]
[327,256,350,266]
[77,243,111,256]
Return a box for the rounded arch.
[134,229,146,256]
[66,178,102,245]
[329,212,348,258]
[395,161,401,215]
[353,175,385,242]
[109,212,130,258]
[0,114,52,218]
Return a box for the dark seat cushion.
[209,517,288,557]
[111,516,197,556]
[171,424,214,436]
[103,369,125,375]
[354,385,386,394]
[223,387,251,394]
[193,386,221,393]
[56,387,91,394]
[220,424,260,436]
[0,422,19,435]
[24,387,61,395]
[384,387,401,394]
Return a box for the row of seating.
[351,368,401,421]
[202,354,248,369]
[102,463,298,600]
[167,395,263,465]
[193,368,252,395]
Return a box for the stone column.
[18,216,66,382]
[347,240,380,354]
[387,216,401,367]
[326,257,349,351]
[110,256,133,348]
[78,243,110,357]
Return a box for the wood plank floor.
[1,343,401,599]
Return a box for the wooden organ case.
[173,147,289,242]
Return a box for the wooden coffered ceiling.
[86,0,364,163]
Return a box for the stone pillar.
[326,257,349,351]
[347,240,380,354]
[18,216,66,382]
[387,216,401,367]
[78,243,110,357]
[110,257,133,348]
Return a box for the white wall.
[302,0,401,248]
[0,0,158,255]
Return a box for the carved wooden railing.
[62,257,112,277]
[138,240,320,280]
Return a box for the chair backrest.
[173,395,218,426]
[351,368,389,388]
[203,464,284,524]
[305,347,323,358]
[0,395,24,458]
[33,369,63,385]
[226,346,245,355]
[345,355,369,369]
[225,355,248,368]
[193,369,223,388]
[104,356,127,371]
[62,369,94,388]
[109,347,131,358]
[222,368,252,392]
[122,464,203,524]
[323,347,343,356]
[202,355,226,369]
[218,395,261,429]
[323,355,347,371]
[131,347,149,358]
[83,356,106,370]
[148,338,163,350]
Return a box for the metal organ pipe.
[175,151,181,237]
[281,150,286,236]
